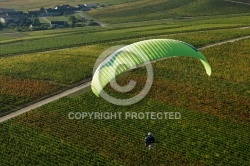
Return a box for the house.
[85,4,98,9]
[54,4,77,12]
[7,22,18,27]
[50,21,67,28]
[0,16,14,24]
[0,8,15,13]
[76,4,85,8]
[80,6,91,11]
[38,10,47,17]
[0,10,24,24]
[12,15,29,23]
[0,13,30,26]
[28,11,41,17]
[5,11,23,16]
[75,4,97,11]
[76,4,90,9]
[28,9,62,17]
[55,4,71,10]
[45,9,62,16]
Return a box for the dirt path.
[224,0,250,5]
[77,11,107,27]
[40,17,51,24]
[0,35,250,123]
[0,82,91,123]
[199,35,250,50]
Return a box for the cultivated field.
[0,0,249,165]
[89,0,250,23]
[0,0,135,10]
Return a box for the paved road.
[0,35,250,123]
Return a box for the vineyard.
[0,45,106,84]
[1,15,250,56]
[89,0,250,23]
[0,75,62,115]
[0,26,250,114]
[0,0,134,10]
[0,0,250,165]
[0,39,249,165]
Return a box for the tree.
[0,22,3,30]
[34,17,40,26]
[31,15,40,26]
[68,15,77,27]
[88,21,99,26]
[68,15,77,23]
[40,7,45,11]
[81,17,87,24]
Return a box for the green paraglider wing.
[91,39,211,97]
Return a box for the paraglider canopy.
[91,39,211,97]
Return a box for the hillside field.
[0,0,136,10]
[0,0,249,165]
[89,0,250,23]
